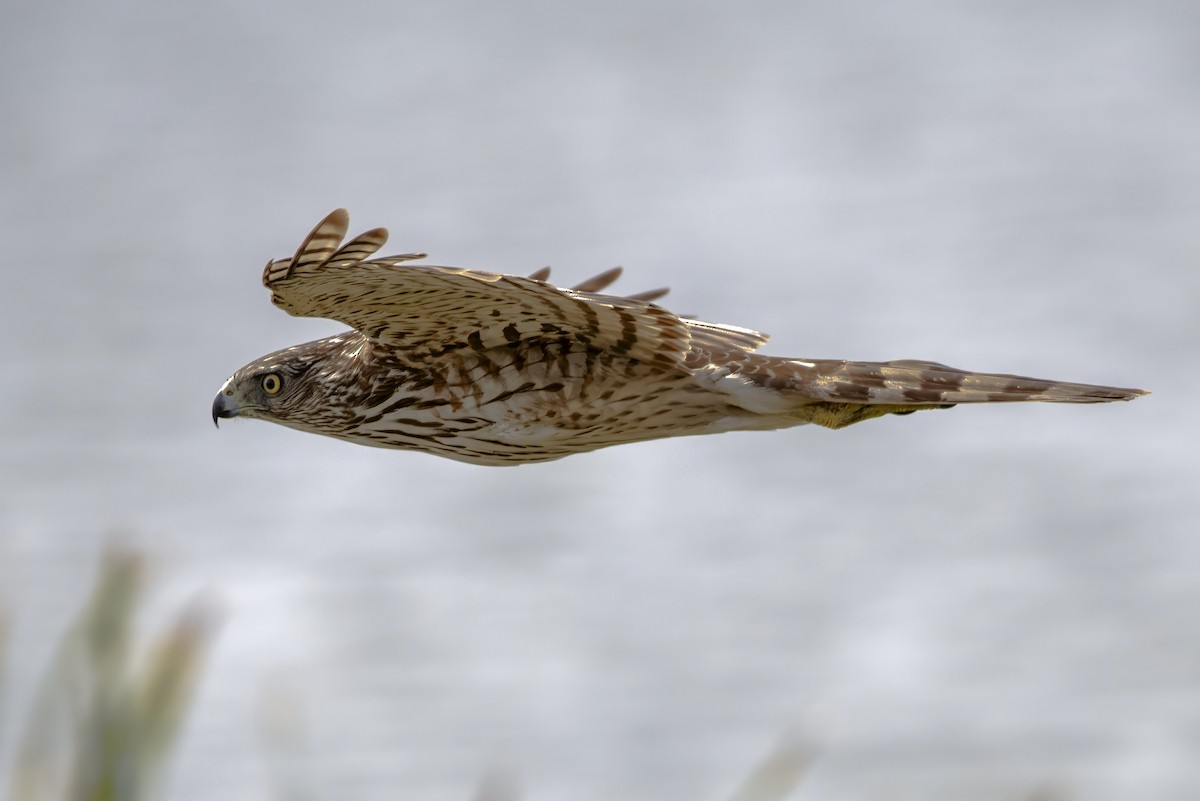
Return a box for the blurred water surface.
[1,1,1198,799]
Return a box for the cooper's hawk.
[212,210,1145,465]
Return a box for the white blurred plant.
[1,550,809,801]
[5,550,214,801]
[726,737,809,801]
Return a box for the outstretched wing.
[262,209,767,364]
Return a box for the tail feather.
[809,359,1148,404]
[756,358,1147,430]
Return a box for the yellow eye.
[261,373,283,396]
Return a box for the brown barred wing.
[259,209,746,366]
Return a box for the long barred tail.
[760,358,1147,430]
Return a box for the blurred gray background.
[2,0,1197,798]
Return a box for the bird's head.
[212,337,344,429]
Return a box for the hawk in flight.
[213,210,1146,465]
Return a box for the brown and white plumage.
[213,209,1146,465]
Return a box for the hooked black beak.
[212,393,239,428]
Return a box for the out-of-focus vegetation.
[0,549,808,801]
[0,547,1074,800]
[4,550,214,801]
[728,739,809,801]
